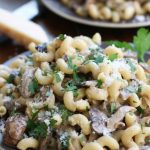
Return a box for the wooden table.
[0,0,150,64]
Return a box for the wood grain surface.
[0,0,150,63]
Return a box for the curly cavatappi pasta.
[60,0,150,23]
[1,33,150,150]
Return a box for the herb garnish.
[108,53,118,61]
[49,118,57,129]
[67,57,78,81]
[27,120,48,138]
[96,79,103,88]
[106,41,134,51]
[137,85,142,94]
[58,34,66,41]
[28,78,39,95]
[87,47,104,64]
[64,80,78,97]
[54,72,61,82]
[59,132,70,150]
[59,105,73,123]
[7,74,16,83]
[126,58,136,72]
[133,28,150,62]
[111,102,116,114]
[137,106,144,115]
[106,28,150,62]
[27,110,48,138]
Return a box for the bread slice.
[0,8,49,47]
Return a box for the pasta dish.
[60,0,150,23]
[0,29,150,150]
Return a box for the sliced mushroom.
[107,106,135,132]
[3,96,14,113]
[20,67,35,98]
[39,135,52,150]
[124,51,137,59]
[4,115,27,147]
[89,108,110,135]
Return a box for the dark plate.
[41,0,150,28]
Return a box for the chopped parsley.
[108,53,118,61]
[58,34,66,41]
[54,72,61,82]
[137,106,144,115]
[49,118,57,129]
[7,74,16,83]
[110,102,116,114]
[67,57,78,81]
[28,78,39,95]
[126,58,136,72]
[87,47,104,64]
[59,132,70,150]
[27,120,48,138]
[27,111,48,138]
[10,107,20,116]
[95,55,104,64]
[64,80,78,97]
[96,79,103,88]
[59,105,73,123]
[137,85,142,94]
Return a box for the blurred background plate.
[41,0,150,28]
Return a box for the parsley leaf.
[10,107,20,116]
[49,118,57,129]
[106,41,134,51]
[27,111,48,138]
[7,74,15,83]
[64,80,78,97]
[59,105,73,123]
[126,58,136,72]
[133,28,150,62]
[59,132,70,150]
[96,79,103,88]
[106,28,150,62]
[137,85,142,94]
[110,102,116,114]
[137,106,144,115]
[54,72,61,82]
[27,121,48,138]
[108,53,118,61]
[67,57,78,81]
[28,78,39,95]
[58,34,66,41]
[95,55,104,64]
[88,47,104,64]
